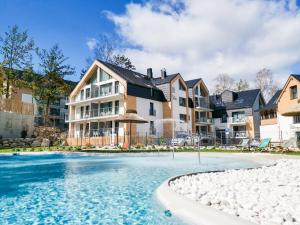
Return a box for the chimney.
[147,68,153,79]
[161,68,167,79]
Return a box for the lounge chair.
[237,138,249,150]
[258,138,271,151]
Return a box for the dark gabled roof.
[185,78,202,88]
[291,74,300,81]
[97,59,167,101]
[210,89,261,112]
[260,90,281,111]
[152,74,178,85]
[97,59,160,90]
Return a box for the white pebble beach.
[170,159,300,225]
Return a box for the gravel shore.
[170,159,300,225]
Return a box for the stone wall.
[0,111,34,138]
[0,137,50,149]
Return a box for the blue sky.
[0,0,143,81]
[1,0,300,87]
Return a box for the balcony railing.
[233,131,247,138]
[70,88,121,104]
[195,97,210,109]
[196,117,212,124]
[67,107,120,121]
[230,116,246,123]
[149,109,156,116]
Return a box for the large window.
[179,97,186,107]
[194,86,199,95]
[179,114,187,122]
[100,102,113,114]
[290,85,298,99]
[293,115,300,124]
[100,69,112,82]
[100,83,112,96]
[86,88,91,99]
[179,81,186,91]
[232,111,245,122]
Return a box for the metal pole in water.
[198,135,201,164]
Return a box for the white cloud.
[86,38,97,51]
[106,0,300,90]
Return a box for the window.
[86,88,91,99]
[293,116,300,124]
[179,81,186,91]
[21,93,32,103]
[149,102,155,116]
[221,113,227,123]
[100,69,112,82]
[100,102,112,114]
[85,105,90,117]
[290,85,298,99]
[100,83,112,96]
[179,97,186,107]
[232,111,245,122]
[194,86,199,95]
[87,70,97,84]
[150,121,156,135]
[179,114,187,122]
[80,106,84,119]
[50,108,60,116]
[115,81,119,94]
[115,100,119,114]
[80,90,84,100]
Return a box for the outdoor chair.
[236,138,249,151]
[257,138,271,151]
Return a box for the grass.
[0,146,300,156]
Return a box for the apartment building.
[66,60,211,146]
[210,89,265,141]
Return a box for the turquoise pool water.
[0,153,257,225]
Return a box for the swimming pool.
[0,153,258,225]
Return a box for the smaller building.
[0,86,34,138]
[210,89,265,142]
[277,75,300,147]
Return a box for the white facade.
[260,123,280,142]
[136,97,163,135]
[171,79,191,134]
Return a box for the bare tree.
[255,68,278,101]
[88,34,115,64]
[214,73,235,94]
[82,34,135,79]
[234,79,250,91]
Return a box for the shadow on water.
[0,154,124,196]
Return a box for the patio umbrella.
[115,109,148,149]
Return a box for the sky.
[1,0,300,89]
